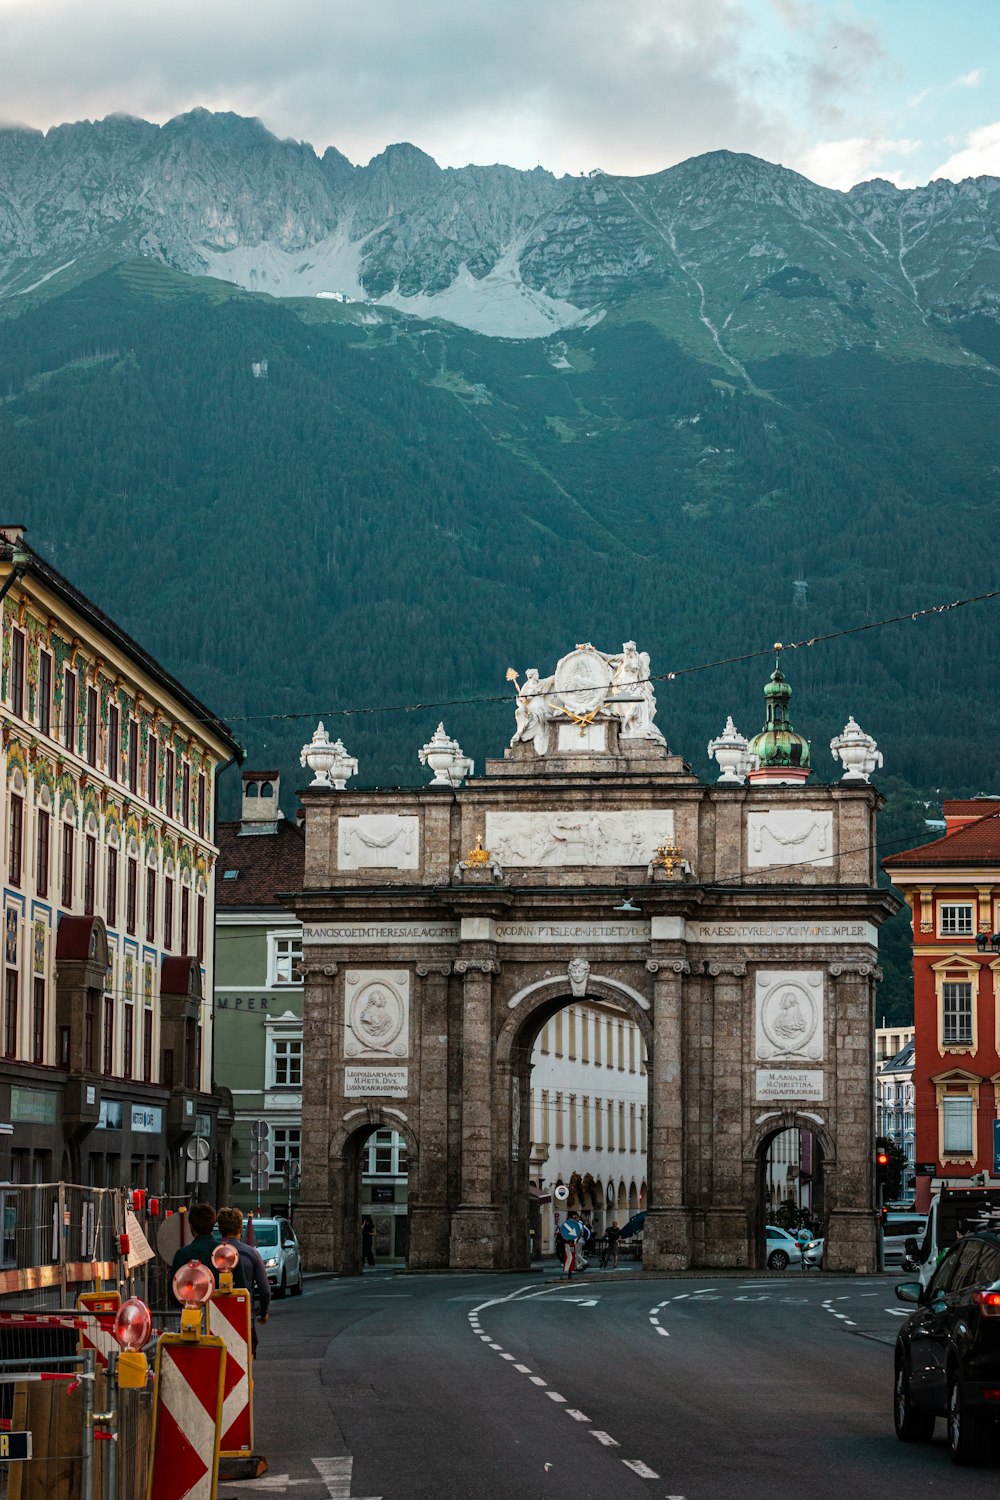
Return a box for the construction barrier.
[147,1334,225,1500]
[207,1290,252,1457]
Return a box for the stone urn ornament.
[830,716,883,782]
[300,721,358,789]
[707,716,756,783]
[419,722,474,787]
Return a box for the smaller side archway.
[746,1113,834,1270]
[327,1108,419,1275]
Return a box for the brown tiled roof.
[944,800,1000,818]
[215,819,305,907]
[885,808,1000,869]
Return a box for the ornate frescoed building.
[884,801,1000,1207]
[0,525,241,1197]
[288,641,897,1274]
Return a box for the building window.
[126,857,137,935]
[142,1009,152,1083]
[197,772,206,838]
[84,992,95,1072]
[36,808,49,898]
[38,650,52,737]
[32,977,45,1065]
[940,904,974,937]
[145,868,156,944]
[122,1002,133,1079]
[165,748,175,819]
[181,762,191,827]
[106,846,118,927]
[4,971,17,1059]
[10,628,24,717]
[63,669,77,753]
[107,704,119,780]
[180,885,190,954]
[103,996,114,1076]
[272,1128,302,1178]
[196,893,205,961]
[83,835,96,916]
[943,982,974,1045]
[270,935,303,985]
[365,1129,407,1176]
[163,877,174,952]
[269,1035,303,1088]
[61,822,74,908]
[128,720,139,794]
[8,795,23,886]
[942,1095,974,1155]
[146,733,158,806]
[85,686,98,767]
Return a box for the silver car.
[249,1216,303,1296]
[765,1225,804,1270]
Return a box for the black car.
[893,1229,1000,1465]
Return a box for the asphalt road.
[225,1267,1000,1500]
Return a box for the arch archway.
[747,1113,832,1269]
[327,1109,419,1274]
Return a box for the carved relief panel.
[337,815,420,870]
[485,809,674,867]
[755,970,824,1062]
[343,970,410,1059]
[746,810,833,869]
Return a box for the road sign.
[283,1159,301,1187]
[554,1184,569,1202]
[149,1334,226,1500]
[250,1151,269,1172]
[0,1431,32,1461]
[250,1120,270,1143]
[186,1137,211,1163]
[208,1288,254,1456]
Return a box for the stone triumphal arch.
[288,643,896,1273]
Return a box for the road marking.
[313,1456,382,1499]
[499,1353,515,1361]
[479,1335,491,1342]
[649,1316,659,1324]
[530,1376,547,1387]
[656,1327,670,1336]
[546,1391,567,1403]
[885,1308,909,1317]
[622,1459,659,1478]
[591,1431,619,1447]
[689,1288,718,1295]
[565,1409,590,1422]
[488,1342,504,1350]
[515,1364,532,1374]
[672,1293,689,1300]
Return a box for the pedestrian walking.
[169,1202,248,1302]
[217,1206,271,1357]
[601,1219,622,1269]
[361,1214,376,1268]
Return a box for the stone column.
[825,960,880,1273]
[294,962,338,1271]
[409,964,452,1268]
[449,958,503,1269]
[642,959,693,1271]
[703,961,749,1267]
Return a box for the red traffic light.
[876,1151,889,1167]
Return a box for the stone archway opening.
[332,1113,416,1274]
[757,1124,826,1268]
[513,991,650,1267]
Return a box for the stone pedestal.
[700,1206,750,1267]
[449,1206,504,1269]
[825,1208,878,1273]
[642,1206,693,1271]
[407,1203,451,1268]
[293,1204,335,1273]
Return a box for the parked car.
[765,1225,803,1270]
[248,1217,303,1297]
[893,1229,1000,1465]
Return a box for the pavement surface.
[223,1264,1000,1499]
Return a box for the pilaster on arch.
[497,972,653,1064]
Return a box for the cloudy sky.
[1,0,998,190]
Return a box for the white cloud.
[952,69,982,88]
[906,87,932,109]
[791,136,921,192]
[931,121,1000,181]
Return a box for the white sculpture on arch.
[507,642,667,752]
[830,717,883,782]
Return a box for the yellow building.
[0,525,241,1197]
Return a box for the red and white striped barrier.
[148,1334,226,1500]
[79,1313,120,1371]
[208,1290,253,1455]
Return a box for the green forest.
[3,260,1000,1023]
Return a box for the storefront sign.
[754,1069,825,1102]
[131,1105,162,1134]
[344,1067,408,1098]
[10,1088,57,1125]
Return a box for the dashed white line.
[546,1391,567,1403]
[622,1459,660,1478]
[499,1352,515,1361]
[565,1409,590,1422]
[591,1431,619,1447]
[488,1342,504,1349]
[530,1376,547,1387]
[514,1364,532,1374]
[656,1327,670,1336]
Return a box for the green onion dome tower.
[746,656,811,784]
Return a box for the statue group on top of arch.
[509,642,666,755]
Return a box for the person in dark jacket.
[218,1206,270,1356]
[361,1214,376,1268]
[169,1202,247,1301]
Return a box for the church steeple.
[746,655,811,784]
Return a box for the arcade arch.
[752,1115,832,1269]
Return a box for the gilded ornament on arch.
[655,839,683,876]
[466,834,492,867]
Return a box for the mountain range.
[4,109,1000,1022]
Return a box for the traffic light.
[875,1147,889,1204]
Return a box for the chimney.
[240,772,282,833]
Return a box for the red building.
[885,801,1000,1209]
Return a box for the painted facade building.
[876,1036,916,1199]
[884,801,1000,1206]
[528,1000,647,1252]
[0,525,241,1197]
